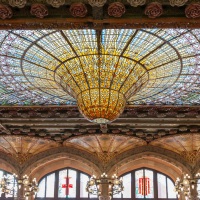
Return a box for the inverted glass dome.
[0,29,199,122]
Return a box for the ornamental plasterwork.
[127,0,146,7]
[0,136,60,163]
[8,0,27,8]
[88,0,107,7]
[169,0,188,6]
[150,133,200,158]
[46,0,65,7]
[181,150,200,165]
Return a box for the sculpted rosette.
[169,0,188,7]
[144,2,163,18]
[8,0,26,8]
[30,4,48,18]
[70,3,88,17]
[185,3,200,18]
[127,0,146,7]
[88,0,107,7]
[0,4,13,19]
[108,2,126,17]
[46,0,65,8]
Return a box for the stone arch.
[0,152,20,174]
[21,147,102,181]
[106,145,192,181]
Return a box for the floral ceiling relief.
[0,136,60,164]
[150,133,200,165]
[64,134,146,164]
[0,29,199,106]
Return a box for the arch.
[107,146,192,181]
[0,152,20,174]
[36,167,92,199]
[21,147,102,180]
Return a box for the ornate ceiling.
[0,29,199,106]
[0,135,59,163]
[0,1,200,175]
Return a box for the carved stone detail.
[144,2,163,18]
[181,150,200,165]
[30,4,48,18]
[8,0,26,8]
[70,3,88,18]
[0,4,13,19]
[88,0,106,7]
[185,3,200,19]
[127,0,146,7]
[46,0,65,8]
[169,0,188,7]
[108,2,126,18]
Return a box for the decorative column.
[86,173,123,200]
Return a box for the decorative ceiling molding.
[0,106,199,142]
[150,133,200,166]
[1,17,200,29]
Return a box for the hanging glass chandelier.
[0,173,38,199]
[175,173,200,200]
[86,172,124,199]
[55,54,148,123]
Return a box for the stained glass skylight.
[0,29,199,106]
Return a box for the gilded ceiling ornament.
[185,3,200,18]
[108,2,126,17]
[0,4,13,20]
[127,0,146,7]
[144,2,163,18]
[46,0,65,8]
[88,0,107,7]
[69,3,88,17]
[169,0,188,6]
[30,4,48,18]
[8,0,26,8]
